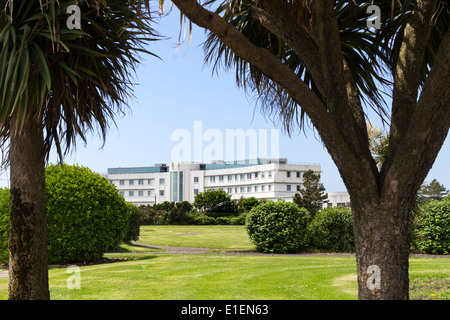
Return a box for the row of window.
[112,170,308,186]
[204,184,303,194]
[119,190,165,197]
[112,178,165,186]
[206,171,304,183]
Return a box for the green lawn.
[0,225,447,300]
[137,225,256,251]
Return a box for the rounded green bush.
[412,200,450,254]
[307,207,355,252]
[245,200,310,253]
[46,164,129,263]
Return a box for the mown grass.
[137,225,255,251]
[0,253,447,300]
[0,226,447,300]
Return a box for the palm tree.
[0,0,157,299]
[163,0,449,299]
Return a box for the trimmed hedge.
[411,200,450,254]
[307,207,355,253]
[123,202,141,243]
[0,188,10,264]
[46,164,131,263]
[0,165,136,265]
[245,200,310,253]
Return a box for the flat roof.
[107,166,167,175]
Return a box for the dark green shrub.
[46,164,129,263]
[411,200,450,254]
[123,202,141,243]
[0,188,10,264]
[193,189,237,215]
[139,205,167,225]
[153,201,175,211]
[307,207,355,252]
[215,214,246,225]
[245,200,310,253]
[242,197,260,212]
[187,213,217,225]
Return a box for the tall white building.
[106,158,350,207]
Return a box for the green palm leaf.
[0,0,159,162]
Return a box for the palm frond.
[0,0,160,165]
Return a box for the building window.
[129,191,134,196]
[268,171,272,178]
[247,173,252,179]
[148,179,153,185]
[261,185,265,191]
[194,189,199,195]
[160,178,165,184]
[287,171,291,178]
[327,202,333,208]
[247,186,251,192]
[119,180,125,185]
[194,177,199,183]
[287,185,291,191]
[160,190,164,196]
[240,174,245,180]
[268,185,272,191]
[337,203,346,207]
[119,191,124,196]
[254,186,258,192]
[210,176,215,182]
[219,175,224,181]
[228,175,233,181]
[261,172,265,178]
[227,187,233,193]
[297,171,301,178]
[138,191,144,196]
[129,180,134,185]
[240,187,245,193]
[235,174,238,180]
[138,179,144,185]
[297,185,301,191]
[148,190,152,196]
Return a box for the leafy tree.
[163,0,450,299]
[193,189,237,215]
[242,197,260,211]
[420,179,449,202]
[293,169,328,218]
[0,1,156,299]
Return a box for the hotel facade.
[106,158,350,208]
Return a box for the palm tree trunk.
[8,117,49,300]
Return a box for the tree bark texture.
[8,118,49,300]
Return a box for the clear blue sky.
[0,7,448,192]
